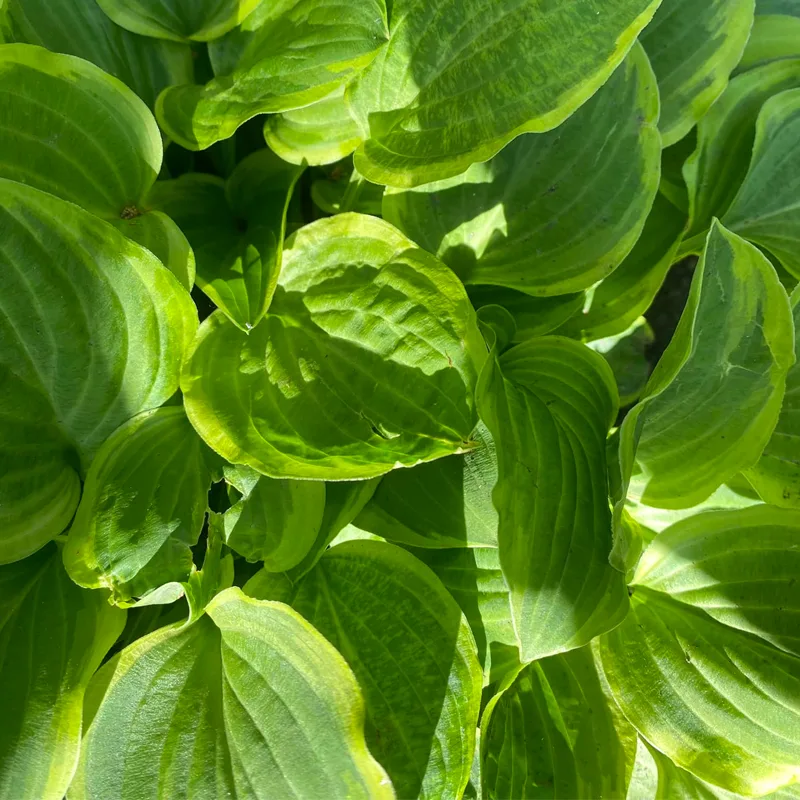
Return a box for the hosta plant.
[1,0,800,798]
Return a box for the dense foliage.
[1,0,800,798]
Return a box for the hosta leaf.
[622,221,794,509]
[589,318,654,407]
[348,0,662,187]
[355,421,498,548]
[282,478,380,580]
[245,540,483,800]
[685,58,800,239]
[746,287,800,505]
[182,214,485,480]
[0,544,125,800]
[0,181,197,563]
[95,0,263,43]
[599,507,800,796]
[63,407,216,605]
[263,85,362,166]
[156,0,388,150]
[222,464,325,571]
[148,151,301,328]
[113,210,195,290]
[311,165,385,216]
[639,0,755,147]
[382,44,660,295]
[644,738,800,800]
[408,546,519,685]
[476,336,629,662]
[4,0,192,108]
[739,13,800,73]
[0,44,160,220]
[470,287,585,343]
[633,505,800,657]
[724,88,800,277]
[481,647,630,800]
[560,193,687,341]
[70,587,392,800]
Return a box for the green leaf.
[263,85,363,166]
[4,0,192,108]
[588,318,655,407]
[113,211,195,290]
[182,213,485,480]
[95,0,263,43]
[639,0,755,147]
[599,507,800,796]
[724,88,800,277]
[355,421,498,548]
[626,482,763,536]
[560,193,687,341]
[0,544,125,800]
[381,44,660,295]
[746,287,800,505]
[156,0,388,150]
[70,587,393,800]
[407,546,520,686]
[622,221,795,509]
[634,505,800,657]
[0,44,161,220]
[222,464,325,571]
[147,150,302,329]
[62,407,216,605]
[348,0,662,187]
[245,540,483,800]
[470,287,585,343]
[476,336,629,662]
[685,58,800,239]
[311,165,385,216]
[0,181,197,564]
[481,647,631,800]
[738,14,800,73]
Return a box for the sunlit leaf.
[621,221,794,509]
[600,506,800,795]
[348,0,662,186]
[639,0,755,147]
[70,587,393,799]
[182,214,485,480]
[156,0,388,150]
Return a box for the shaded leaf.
[724,88,800,277]
[746,287,800,504]
[476,336,629,662]
[95,0,263,43]
[381,44,660,296]
[481,647,631,800]
[4,0,192,108]
[222,464,325,571]
[0,181,197,563]
[245,540,482,800]
[63,407,216,605]
[355,421,498,548]
[0,544,125,800]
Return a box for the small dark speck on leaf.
[120,205,141,220]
